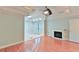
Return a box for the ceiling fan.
[43,6,52,16]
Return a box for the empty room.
[0,6,79,52]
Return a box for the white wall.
[69,19,79,42]
[47,15,69,39]
[47,14,79,41]
[0,13,24,47]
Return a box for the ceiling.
[0,6,34,15]
[32,6,79,16]
[0,6,79,16]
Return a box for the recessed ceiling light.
[65,9,70,13]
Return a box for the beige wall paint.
[0,13,24,47]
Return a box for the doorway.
[24,16,44,41]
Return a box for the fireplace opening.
[54,31,62,38]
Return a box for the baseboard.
[0,40,24,49]
[67,40,79,44]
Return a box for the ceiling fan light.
[43,10,49,15]
[43,8,52,16]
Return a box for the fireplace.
[52,29,68,40]
[54,31,62,39]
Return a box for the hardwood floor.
[0,36,79,52]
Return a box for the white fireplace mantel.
[52,29,69,40]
